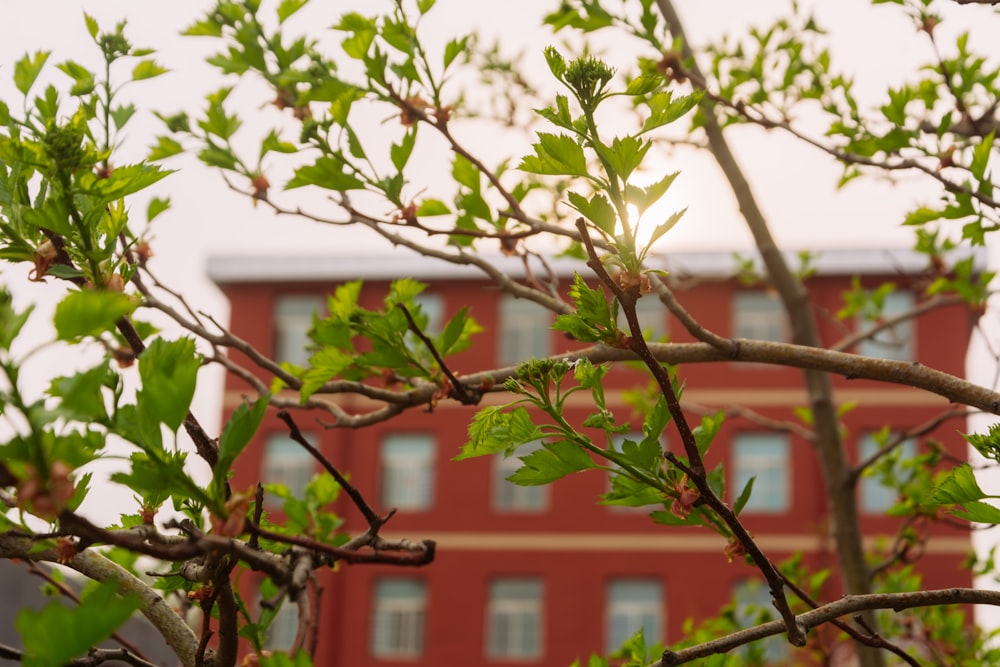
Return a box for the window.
[263,434,316,506]
[275,295,325,367]
[487,579,543,660]
[265,601,300,652]
[859,433,916,513]
[732,434,789,512]
[413,293,445,334]
[493,441,548,512]
[499,296,552,366]
[372,579,426,659]
[606,579,663,652]
[618,295,667,341]
[732,580,789,663]
[857,290,915,361]
[733,292,785,342]
[381,434,435,510]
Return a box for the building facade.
[210,249,975,666]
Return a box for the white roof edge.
[206,247,988,284]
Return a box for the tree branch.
[656,588,1000,666]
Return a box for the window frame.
[486,578,544,660]
[498,295,552,366]
[732,433,790,513]
[380,434,436,511]
[371,578,427,659]
[732,291,786,343]
[605,579,663,653]
[274,294,325,367]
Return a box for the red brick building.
[210,248,975,666]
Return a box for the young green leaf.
[508,439,598,485]
[444,36,469,69]
[519,132,589,177]
[953,500,1000,525]
[137,337,200,432]
[566,191,617,236]
[54,291,137,341]
[277,0,308,23]
[300,347,355,401]
[416,198,451,216]
[926,464,987,506]
[455,406,544,459]
[132,59,168,81]
[287,157,365,191]
[16,578,142,667]
[213,396,269,497]
[734,476,755,515]
[390,129,417,170]
[147,196,171,222]
[14,51,50,96]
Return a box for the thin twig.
[396,304,483,406]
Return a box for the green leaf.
[0,296,33,350]
[390,129,417,171]
[926,464,986,506]
[287,157,365,191]
[543,46,567,79]
[111,451,208,507]
[300,347,354,400]
[452,153,480,191]
[734,476,755,515]
[54,291,136,341]
[147,196,170,222]
[602,135,650,181]
[213,397,269,497]
[49,364,115,423]
[17,578,142,667]
[261,129,297,155]
[132,59,168,81]
[553,273,617,343]
[626,171,679,212]
[416,198,450,216]
[336,13,377,60]
[625,74,662,96]
[641,90,702,134]
[56,60,95,96]
[519,132,589,177]
[643,208,686,251]
[14,51,50,96]
[693,411,724,457]
[508,439,598,485]
[148,135,184,161]
[444,36,469,68]
[91,163,173,202]
[277,0,308,23]
[455,406,543,460]
[83,13,99,39]
[435,306,481,356]
[953,500,1000,524]
[110,104,137,130]
[970,131,994,181]
[417,0,436,13]
[137,337,200,432]
[566,191,617,236]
